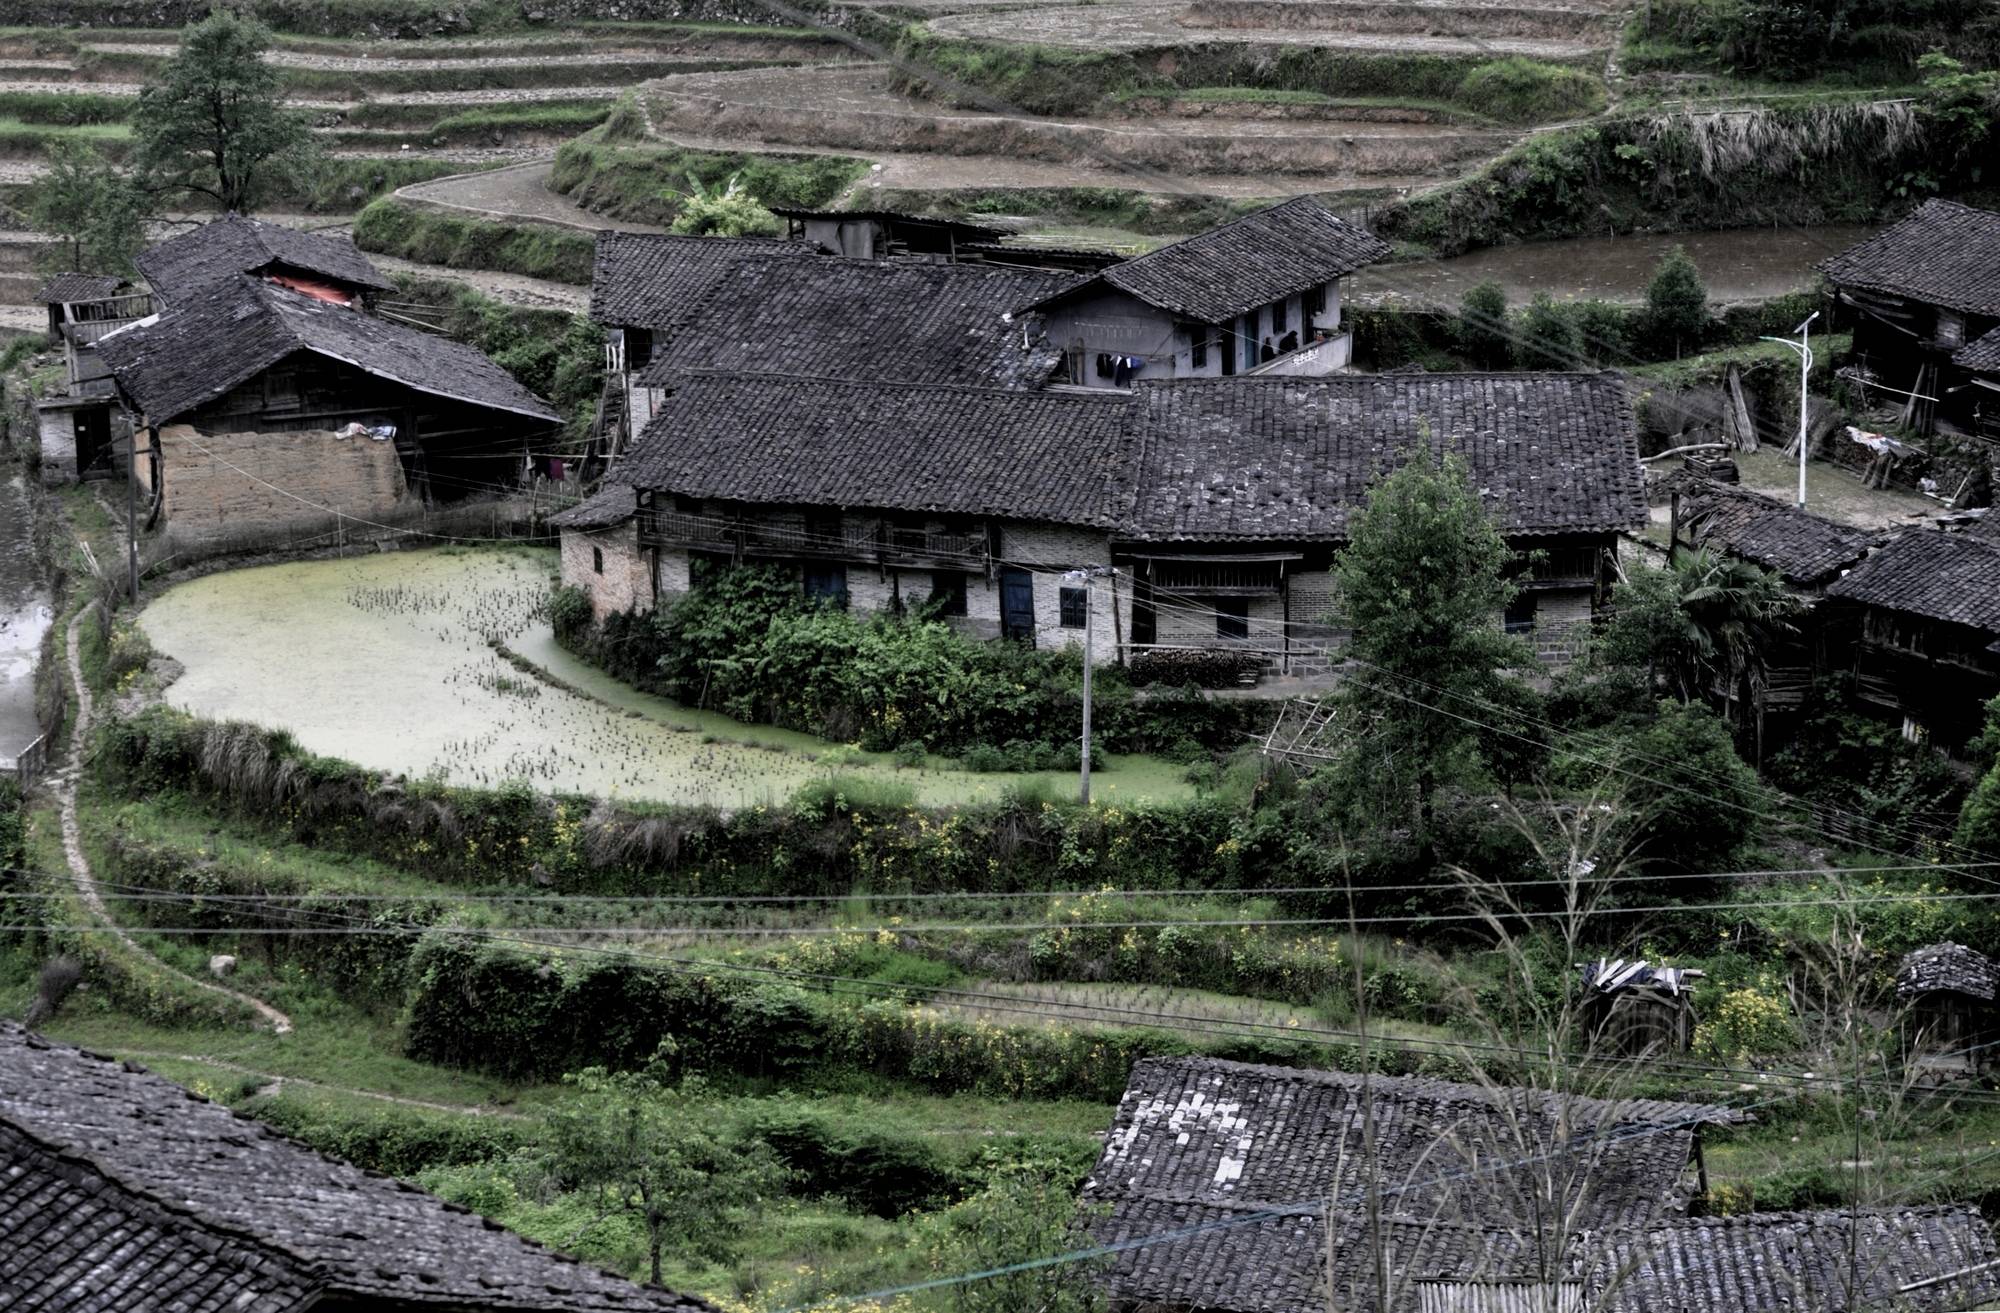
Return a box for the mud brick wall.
[155,423,408,545]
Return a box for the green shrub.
[350,199,594,284]
[1454,58,1606,123]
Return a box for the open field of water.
[139,547,1194,808]
[0,473,52,770]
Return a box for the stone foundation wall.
[154,423,408,546]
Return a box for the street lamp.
[1759,310,1819,508]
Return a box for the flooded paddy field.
[139,547,1194,808]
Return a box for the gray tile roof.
[1663,472,1879,587]
[1085,1057,1741,1231]
[1957,324,2000,374]
[1,1122,313,1313]
[1818,199,2000,317]
[1897,941,1999,1001]
[0,1021,712,1312]
[1124,373,1645,542]
[1592,1207,2000,1313]
[96,275,559,426]
[1026,196,1391,323]
[1084,1060,1991,1313]
[589,231,807,329]
[137,213,394,305]
[31,272,126,305]
[636,255,1070,391]
[549,484,639,530]
[620,373,1131,525]
[1826,528,2000,635]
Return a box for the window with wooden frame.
[1058,586,1088,628]
[1184,323,1208,370]
[1304,284,1326,320]
[592,546,604,575]
[803,563,849,608]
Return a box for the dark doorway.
[75,408,114,479]
[999,568,1035,642]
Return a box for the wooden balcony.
[640,508,987,568]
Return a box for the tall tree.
[26,139,149,275]
[1332,447,1526,838]
[131,11,319,214]
[538,1044,783,1284]
[1513,292,1582,370]
[1642,246,1709,359]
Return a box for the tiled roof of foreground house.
[637,255,1071,391]
[1958,323,2000,373]
[97,274,560,426]
[31,271,126,305]
[1124,373,1645,542]
[1826,528,2000,635]
[1084,1058,1997,1313]
[137,213,395,304]
[610,373,1645,542]
[1818,198,2000,317]
[619,373,1132,526]
[1022,195,1391,323]
[588,231,807,329]
[1897,941,2000,1000]
[1092,1200,2000,1313]
[0,1021,713,1313]
[1661,472,1879,587]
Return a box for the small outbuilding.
[1896,941,2000,1069]
[1578,959,1703,1057]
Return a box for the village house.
[1897,941,2000,1071]
[1958,323,2000,439]
[556,371,1644,674]
[588,231,813,454]
[30,272,153,486]
[1660,471,1881,754]
[1577,958,1703,1056]
[97,273,559,548]
[1819,198,2000,439]
[1020,196,1391,387]
[632,254,1070,393]
[553,373,1131,653]
[1082,1055,1997,1313]
[769,205,1006,260]
[0,1020,713,1312]
[136,211,396,310]
[1823,520,2000,750]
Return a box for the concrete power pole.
[1064,566,1115,805]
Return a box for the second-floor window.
[1188,325,1208,370]
[1271,298,1286,333]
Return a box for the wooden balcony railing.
[640,509,987,567]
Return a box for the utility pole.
[1065,565,1114,805]
[126,430,139,602]
[1760,310,1818,508]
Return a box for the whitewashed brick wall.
[559,521,653,621]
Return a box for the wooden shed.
[1897,941,2000,1070]
[1578,959,1703,1057]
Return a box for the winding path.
[55,587,295,1035]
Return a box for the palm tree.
[1663,547,1801,706]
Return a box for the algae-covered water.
[139,547,1194,808]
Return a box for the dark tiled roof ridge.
[1128,1054,1742,1123]
[667,366,1128,400]
[1141,367,1626,388]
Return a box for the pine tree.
[1643,245,1710,359]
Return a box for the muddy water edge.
[0,470,53,770]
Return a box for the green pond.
[139,548,1195,808]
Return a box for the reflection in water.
[1348,225,1877,307]
[0,475,53,766]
